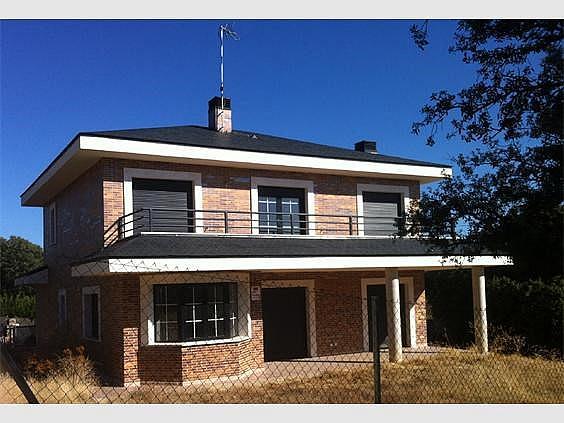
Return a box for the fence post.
[371,296,382,404]
[348,216,353,235]
[0,344,39,404]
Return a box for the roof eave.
[21,134,451,206]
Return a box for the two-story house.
[16,97,510,386]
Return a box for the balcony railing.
[104,208,407,246]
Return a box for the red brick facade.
[35,156,429,385]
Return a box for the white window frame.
[123,168,203,235]
[360,277,416,350]
[82,285,101,342]
[57,288,67,329]
[140,273,252,347]
[251,176,315,235]
[260,279,317,357]
[356,183,411,236]
[47,202,57,245]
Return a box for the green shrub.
[0,289,36,318]
[425,270,564,354]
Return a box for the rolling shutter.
[132,178,194,233]
[362,191,402,236]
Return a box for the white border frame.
[22,135,451,206]
[261,279,317,357]
[123,168,203,235]
[139,273,251,347]
[82,285,101,342]
[356,183,411,236]
[361,277,416,351]
[250,176,315,235]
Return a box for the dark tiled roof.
[83,125,450,168]
[81,234,478,262]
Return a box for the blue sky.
[1,20,477,246]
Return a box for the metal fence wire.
[1,260,563,404]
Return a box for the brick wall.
[255,270,428,356]
[100,158,420,236]
[413,272,428,346]
[44,161,104,267]
[35,155,428,385]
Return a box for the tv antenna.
[219,24,240,110]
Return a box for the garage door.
[262,287,308,361]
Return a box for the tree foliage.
[408,20,563,279]
[0,289,36,318]
[426,269,563,353]
[0,236,44,290]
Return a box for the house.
[15,97,510,386]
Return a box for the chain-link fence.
[1,263,563,404]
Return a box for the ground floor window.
[57,288,67,329]
[82,286,100,341]
[154,283,238,343]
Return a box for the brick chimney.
[354,140,377,154]
[208,96,232,133]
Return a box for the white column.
[385,268,403,362]
[472,267,488,353]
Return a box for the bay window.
[154,283,238,343]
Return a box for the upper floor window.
[362,191,403,236]
[48,202,57,245]
[153,283,238,343]
[132,178,194,234]
[258,186,306,234]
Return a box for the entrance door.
[367,284,408,350]
[262,287,308,361]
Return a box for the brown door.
[262,287,308,361]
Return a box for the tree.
[0,236,44,290]
[408,20,563,279]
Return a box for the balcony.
[104,208,407,246]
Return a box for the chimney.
[208,96,232,133]
[354,140,377,154]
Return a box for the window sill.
[82,335,101,343]
[148,335,251,347]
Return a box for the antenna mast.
[219,24,239,110]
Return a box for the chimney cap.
[208,96,231,110]
[355,140,377,154]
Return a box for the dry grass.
[1,350,563,403]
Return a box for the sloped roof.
[84,125,450,169]
[78,234,475,262]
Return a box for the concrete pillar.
[472,267,488,353]
[385,268,403,362]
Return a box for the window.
[132,178,194,234]
[57,288,67,328]
[258,186,306,234]
[48,203,56,245]
[82,286,100,341]
[362,191,403,236]
[154,283,238,343]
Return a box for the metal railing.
[104,207,407,246]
